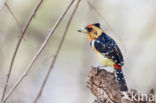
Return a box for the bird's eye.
[86,28,92,32]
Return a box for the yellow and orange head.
[78,23,103,41]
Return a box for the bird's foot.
[96,66,105,73]
[97,65,115,73]
[97,65,107,69]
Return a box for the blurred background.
[0,0,156,103]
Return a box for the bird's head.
[78,23,103,41]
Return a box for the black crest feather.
[93,23,100,28]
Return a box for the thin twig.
[0,0,7,10]
[87,0,126,52]
[0,0,43,102]
[5,3,22,34]
[2,0,75,102]
[33,0,81,102]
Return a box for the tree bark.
[87,66,155,103]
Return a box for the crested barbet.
[78,23,128,92]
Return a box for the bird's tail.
[114,64,128,91]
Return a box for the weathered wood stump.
[87,67,155,103]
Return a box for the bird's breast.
[90,40,115,67]
[95,51,115,67]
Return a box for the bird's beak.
[77,28,87,33]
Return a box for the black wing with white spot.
[94,38,124,66]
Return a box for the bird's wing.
[94,38,124,66]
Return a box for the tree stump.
[87,66,155,103]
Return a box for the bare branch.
[5,3,22,34]
[0,0,7,11]
[1,0,75,102]
[0,0,43,102]
[33,0,81,102]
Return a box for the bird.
[78,23,128,92]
